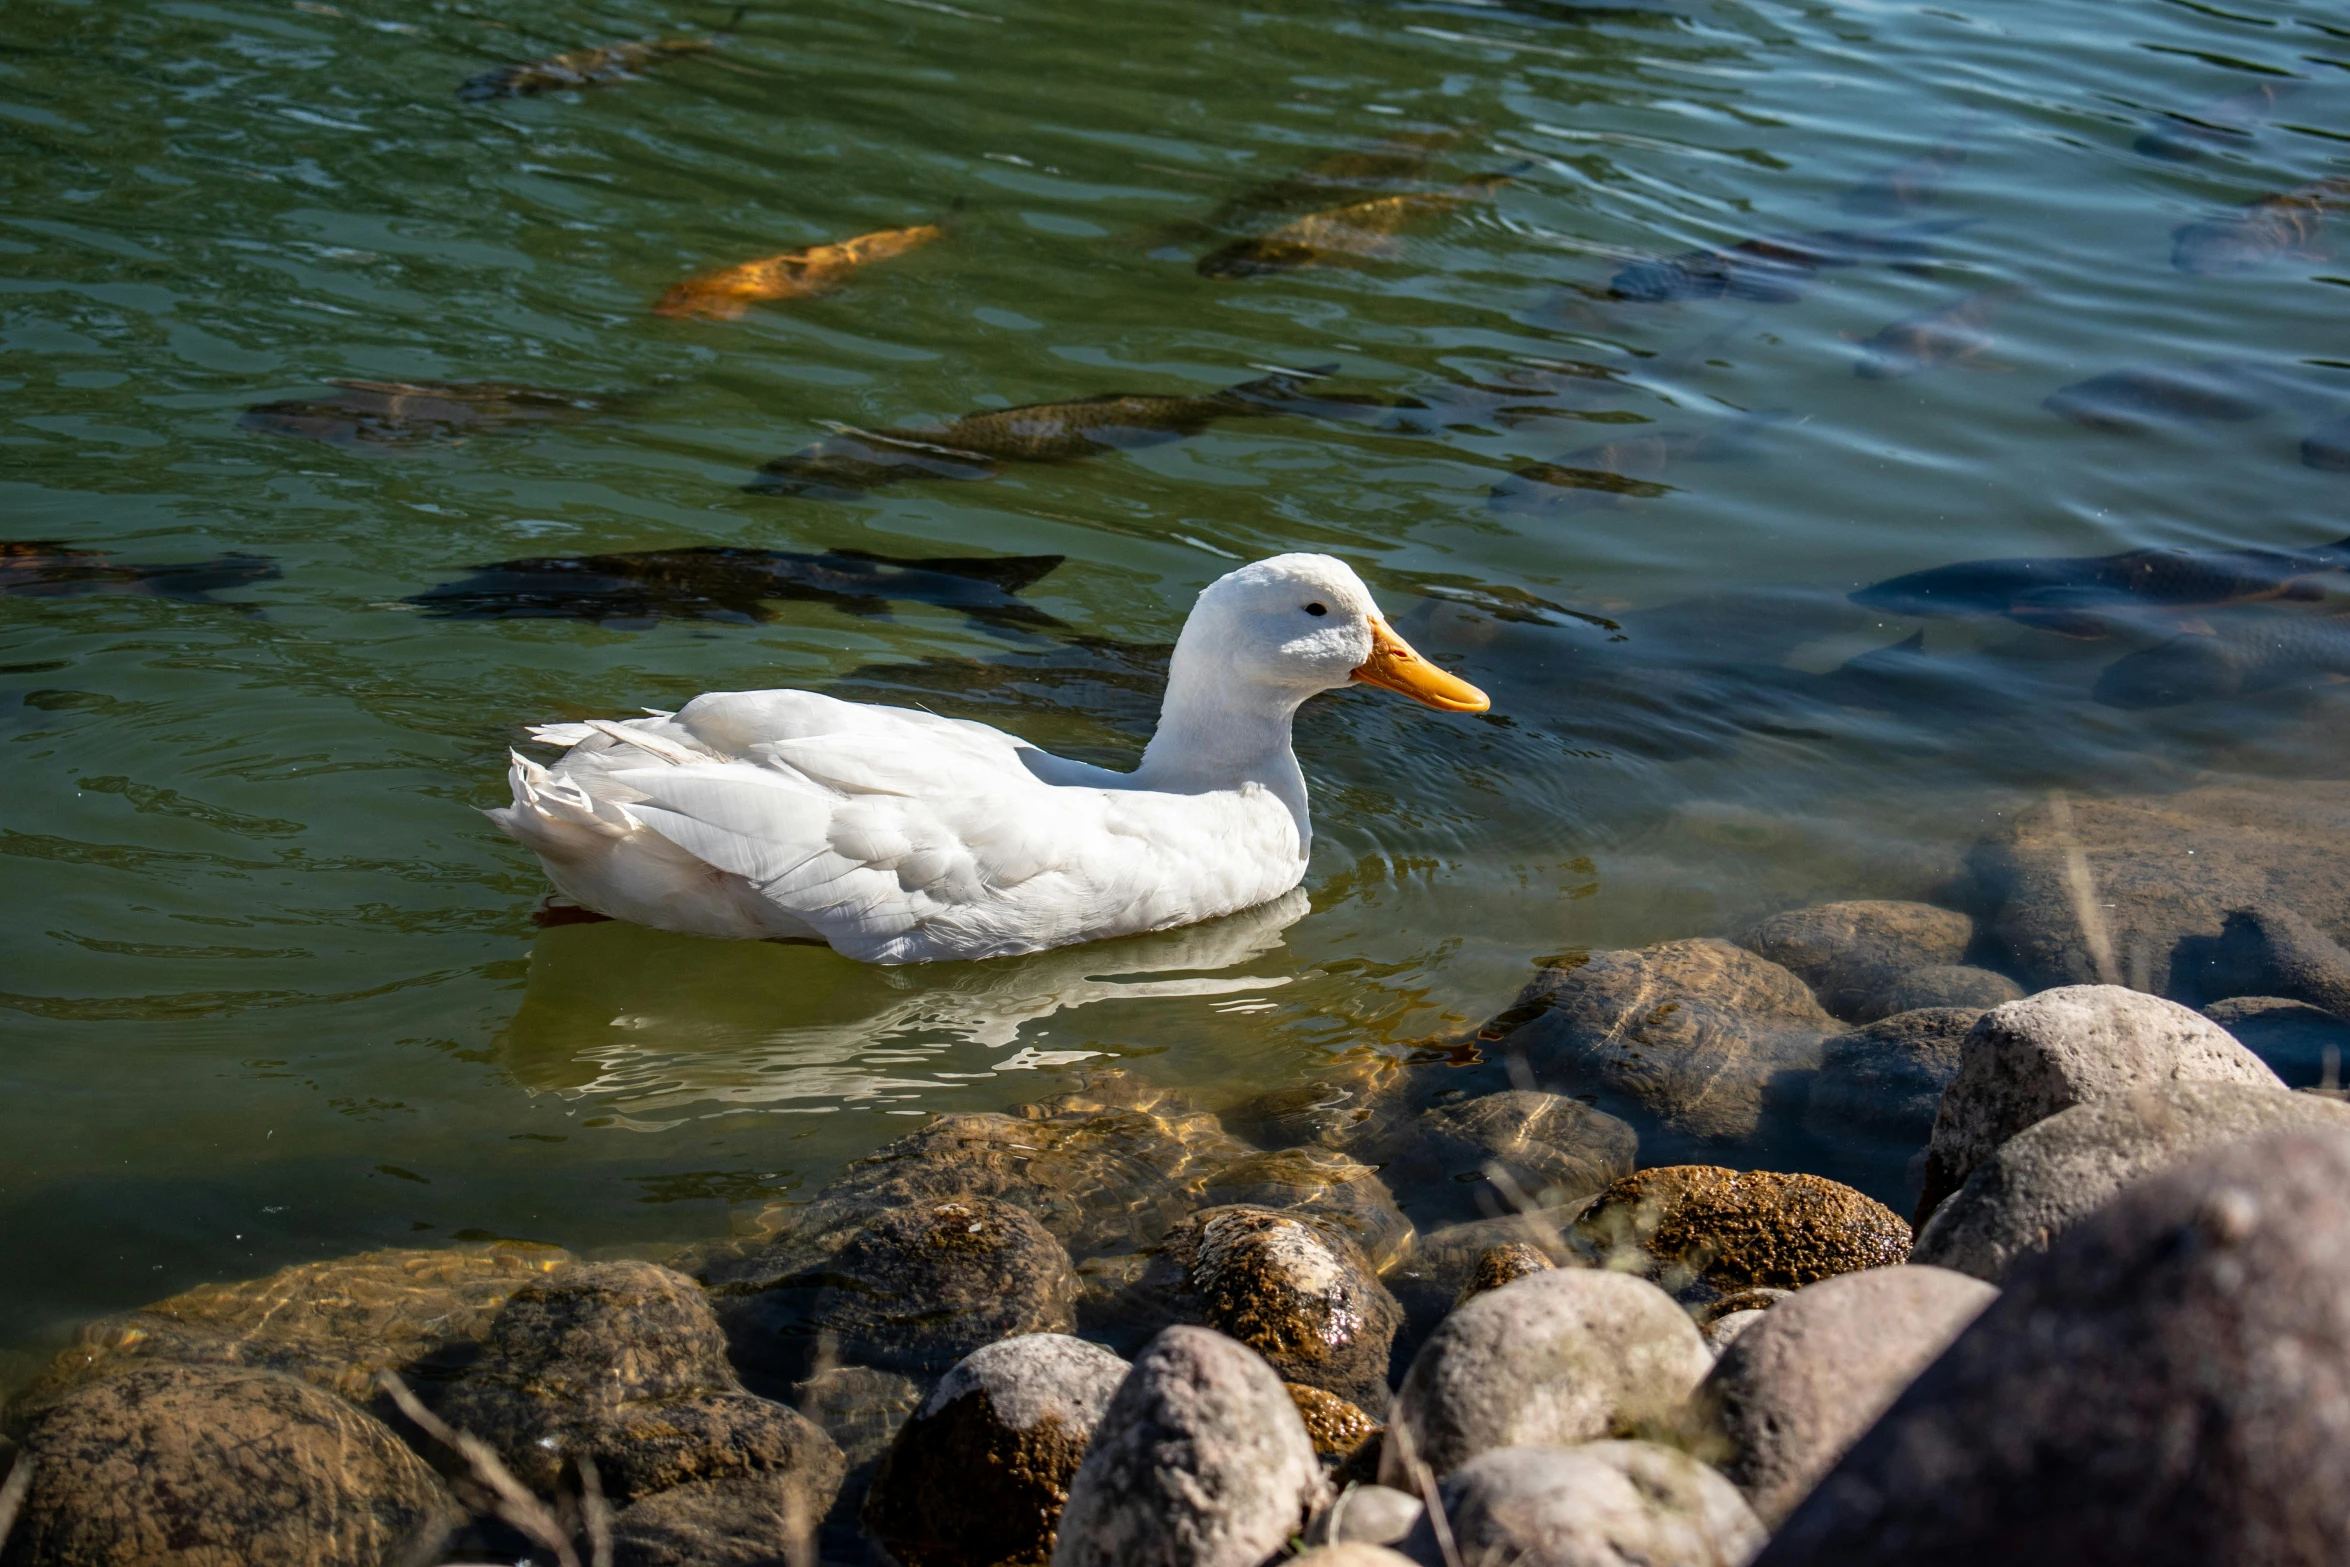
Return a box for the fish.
[2044,362,2272,433]
[406,547,1065,631]
[1197,130,1465,231]
[458,10,740,100]
[1487,411,1785,517]
[238,379,604,449]
[653,225,943,320]
[2135,80,2296,163]
[2094,613,2350,708]
[749,367,1340,497]
[1840,114,1977,218]
[0,541,278,604]
[2171,176,2350,275]
[2305,412,2350,471]
[1852,536,2350,637]
[1386,359,1632,432]
[1851,284,2024,380]
[1198,181,1498,278]
[1606,222,1973,304]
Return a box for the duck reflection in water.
[498,891,1308,1123]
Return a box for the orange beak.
[1351,616,1491,713]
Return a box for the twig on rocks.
[0,1454,33,1554]
[377,1371,583,1567]
[1384,1420,1463,1567]
[2049,790,2121,986]
[577,1454,613,1567]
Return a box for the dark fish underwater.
[2134,81,2296,164]
[1851,284,2023,380]
[240,380,606,449]
[1488,412,1786,517]
[458,10,740,100]
[1,541,278,604]
[2172,176,2350,275]
[407,548,1066,631]
[1840,114,1976,218]
[750,368,1351,497]
[2095,613,2350,709]
[1854,536,2350,636]
[1606,222,1972,304]
[2044,362,2273,433]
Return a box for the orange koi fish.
[653,225,943,320]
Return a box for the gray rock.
[1049,1325,1324,1567]
[1572,1167,1912,1303]
[1758,1126,2350,1564]
[1480,940,1840,1152]
[4,1361,455,1567]
[1702,1310,1769,1352]
[1371,1091,1637,1226]
[1400,1442,1766,1567]
[435,1260,843,1509]
[1975,781,2350,998]
[1803,1008,1977,1145]
[1197,1146,1415,1273]
[1309,1484,1425,1548]
[1916,985,2283,1219]
[1878,965,2023,1016]
[1382,1269,1711,1481]
[1740,900,1975,1023]
[2206,993,2350,1089]
[790,1363,922,1470]
[864,1333,1128,1567]
[1292,1547,1421,1567]
[2214,905,2350,1018]
[1913,1081,2350,1280]
[610,1473,825,1567]
[1137,1206,1402,1410]
[1697,1265,1997,1525]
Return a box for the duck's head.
[1182,553,1490,714]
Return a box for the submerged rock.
[1197,1145,1415,1272]
[1912,1080,2350,1279]
[1306,1483,1423,1548]
[2205,993,2350,1087]
[1738,900,1975,1022]
[5,1361,455,1567]
[1050,1325,1324,1567]
[790,1363,924,1470]
[1383,1268,1711,1480]
[864,1333,1129,1567]
[1401,1441,1766,1567]
[434,1260,843,1512]
[1697,1265,1997,1525]
[1370,1090,1637,1226]
[1226,1057,1406,1152]
[1457,1241,1556,1304]
[14,1241,568,1416]
[1759,1127,2350,1564]
[1480,940,1839,1154]
[609,1473,829,1567]
[1803,1008,1976,1146]
[1916,985,2280,1219]
[1878,964,2022,1015]
[1573,1167,1911,1302]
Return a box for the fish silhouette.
[654,225,942,320]
[1,541,278,604]
[1851,284,2025,380]
[2095,613,2350,708]
[1197,181,1499,278]
[1195,130,1466,233]
[1607,222,1973,304]
[2134,80,2296,163]
[1487,412,1786,517]
[1840,114,1977,218]
[2302,412,2350,471]
[2172,176,2350,275]
[239,379,605,449]
[406,548,1065,632]
[1853,537,2350,637]
[2044,362,2273,433]
[458,9,740,100]
[750,368,1341,497]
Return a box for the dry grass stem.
[377,1371,582,1567]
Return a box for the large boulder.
[3,1361,454,1567]
[864,1333,1129,1567]
[1974,782,2350,998]
[1695,1266,1997,1525]
[1369,1091,1637,1227]
[1477,940,1841,1158]
[1049,1325,1324,1567]
[433,1261,843,1512]
[1398,1442,1766,1567]
[1738,901,1975,1022]
[1758,1126,2350,1564]
[1913,1081,2350,1279]
[1572,1167,1911,1304]
[1916,986,2282,1219]
[1382,1268,1711,1482]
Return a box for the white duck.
[491,552,1488,963]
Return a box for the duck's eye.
[1304,602,1328,617]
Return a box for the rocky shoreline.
[9,782,2350,1565]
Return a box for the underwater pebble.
[1306,1483,1424,1548]
[1738,900,1974,1023]
[610,1472,831,1567]
[1573,1167,1911,1302]
[1760,1127,2350,1564]
[1049,1325,1323,1567]
[1912,1080,2350,1280]
[1399,1441,1765,1567]
[1697,1265,1997,1525]
[1916,985,2280,1220]
[790,1363,923,1470]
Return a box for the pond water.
[5,0,2348,1384]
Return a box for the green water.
[5,0,2348,1382]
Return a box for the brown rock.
[1740,900,1975,1022]
[1287,1381,1381,1475]
[1457,1241,1556,1305]
[1574,1167,1911,1302]
[1197,1146,1414,1272]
